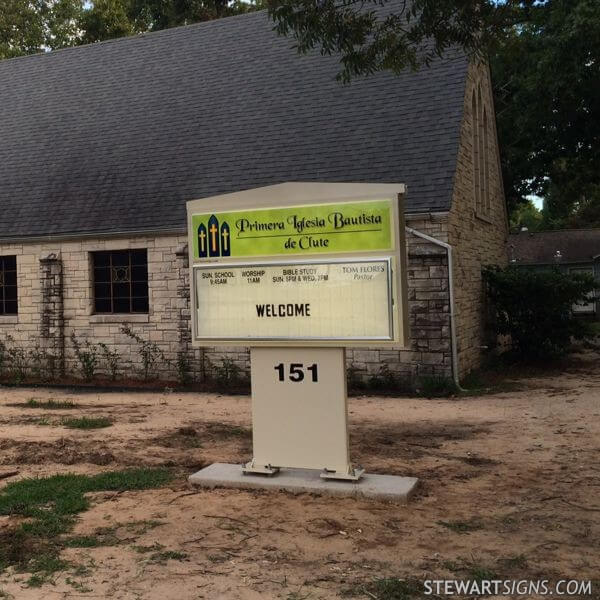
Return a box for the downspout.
[405,227,463,390]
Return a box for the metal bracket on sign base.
[320,466,365,481]
[242,461,280,476]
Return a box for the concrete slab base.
[189,463,419,503]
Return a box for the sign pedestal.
[243,347,364,481]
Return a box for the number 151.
[274,363,318,383]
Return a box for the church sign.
[186,183,409,481]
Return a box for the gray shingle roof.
[509,230,600,264]
[0,10,468,240]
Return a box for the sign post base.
[320,467,365,481]
[242,461,280,476]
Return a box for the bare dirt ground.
[0,351,599,599]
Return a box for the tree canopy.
[491,0,600,226]
[0,0,263,58]
[268,0,517,83]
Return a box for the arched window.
[472,90,481,213]
[483,107,490,212]
[472,83,491,217]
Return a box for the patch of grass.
[437,520,483,534]
[469,565,497,581]
[417,375,458,398]
[24,554,71,587]
[124,519,165,534]
[147,550,187,564]
[363,578,422,599]
[498,554,528,569]
[0,468,172,580]
[206,422,250,439]
[65,577,92,593]
[134,543,164,554]
[14,398,77,410]
[62,416,112,429]
[441,560,461,572]
[64,535,101,548]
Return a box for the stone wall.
[448,61,509,377]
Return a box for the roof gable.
[0,11,468,240]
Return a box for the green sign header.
[192,199,393,260]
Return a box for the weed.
[363,578,422,599]
[122,519,165,535]
[498,554,528,569]
[0,338,7,378]
[417,375,458,398]
[20,397,77,410]
[121,326,167,380]
[469,565,497,581]
[213,357,242,385]
[7,345,28,384]
[98,343,121,381]
[23,554,70,587]
[368,364,397,391]
[64,536,101,548]
[437,519,483,534]
[147,550,187,564]
[441,560,461,572]
[70,332,98,381]
[65,577,92,593]
[347,363,366,391]
[62,416,112,429]
[177,351,192,385]
[134,543,164,554]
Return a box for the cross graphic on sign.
[209,223,218,253]
[222,227,229,251]
[199,229,206,252]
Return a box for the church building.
[0,10,508,385]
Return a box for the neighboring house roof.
[509,229,600,265]
[0,10,469,240]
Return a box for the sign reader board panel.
[193,258,393,341]
[191,200,393,260]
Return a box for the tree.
[484,266,597,360]
[509,200,543,232]
[1,0,264,56]
[491,0,600,223]
[82,0,264,43]
[0,0,83,59]
[267,0,519,83]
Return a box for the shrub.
[176,351,192,385]
[70,332,98,381]
[120,326,167,381]
[483,266,597,359]
[98,343,121,381]
[417,375,458,398]
[213,357,241,385]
